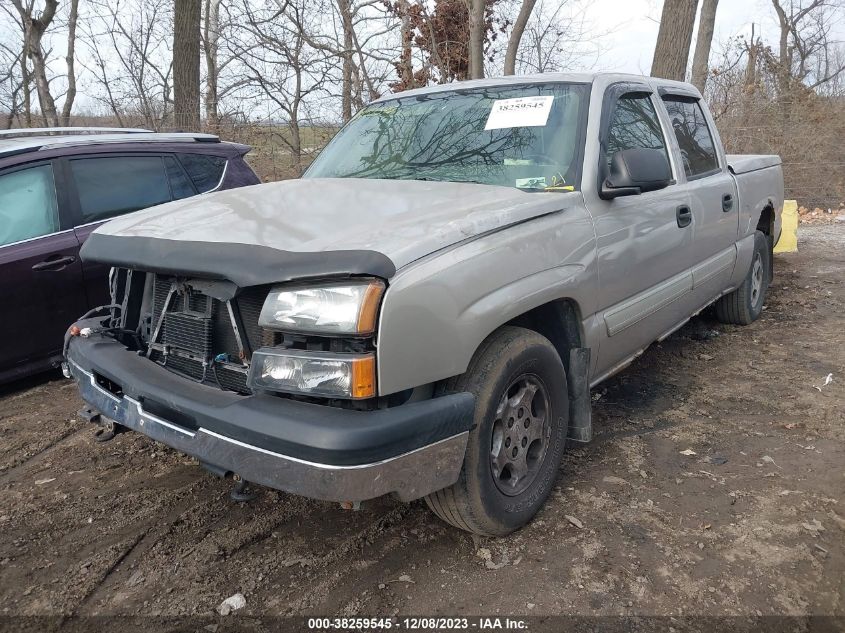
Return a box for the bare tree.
[10,0,60,125]
[467,0,485,78]
[174,0,201,129]
[79,0,174,129]
[60,0,79,125]
[651,0,699,81]
[690,0,719,93]
[227,0,330,175]
[770,0,845,95]
[503,0,536,75]
[203,0,221,129]
[509,0,598,74]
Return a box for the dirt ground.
[0,225,842,623]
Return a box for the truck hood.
[82,178,575,286]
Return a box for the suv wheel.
[425,326,568,536]
[715,230,771,325]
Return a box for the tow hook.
[94,417,125,443]
[78,407,124,443]
[230,474,258,502]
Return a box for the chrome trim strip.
[125,396,196,438]
[202,159,228,194]
[0,229,74,250]
[69,360,468,502]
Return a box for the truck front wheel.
[425,326,569,536]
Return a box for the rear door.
[584,83,696,380]
[64,153,197,307]
[0,161,88,377]
[660,92,738,299]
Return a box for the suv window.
[0,164,60,247]
[70,156,172,223]
[605,93,668,170]
[662,97,719,178]
[178,153,226,192]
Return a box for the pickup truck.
[65,72,783,536]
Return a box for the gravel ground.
[0,225,842,624]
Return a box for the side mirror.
[600,148,673,200]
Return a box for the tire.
[715,230,771,326]
[424,326,569,536]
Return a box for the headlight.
[247,348,375,399]
[258,280,385,335]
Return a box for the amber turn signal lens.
[351,355,376,399]
[356,281,385,335]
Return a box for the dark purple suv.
[0,128,260,383]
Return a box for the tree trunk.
[337,0,354,121]
[398,0,415,90]
[503,0,536,75]
[60,0,79,125]
[468,0,485,79]
[12,0,60,126]
[19,44,31,127]
[771,0,792,97]
[174,0,202,130]
[690,0,718,93]
[203,0,220,130]
[650,0,699,81]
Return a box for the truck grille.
[148,275,269,394]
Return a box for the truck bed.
[727,154,782,175]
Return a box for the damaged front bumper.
[66,330,473,502]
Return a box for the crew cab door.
[584,83,696,380]
[0,161,88,378]
[659,90,738,301]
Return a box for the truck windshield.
[305,83,589,191]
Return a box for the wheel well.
[757,204,774,236]
[505,299,583,371]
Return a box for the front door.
[585,86,695,380]
[0,162,88,379]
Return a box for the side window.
[70,156,172,224]
[177,153,226,193]
[164,156,196,200]
[0,164,60,247]
[605,93,668,170]
[662,98,719,178]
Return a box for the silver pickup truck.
[65,72,783,536]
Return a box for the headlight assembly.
[258,280,385,335]
[247,349,375,399]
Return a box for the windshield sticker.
[485,96,554,130]
[515,177,547,189]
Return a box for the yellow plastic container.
[774,200,798,253]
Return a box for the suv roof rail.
[0,127,153,138]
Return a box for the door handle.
[32,255,76,272]
[676,205,692,228]
[722,193,734,212]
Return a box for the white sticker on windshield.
[485,96,554,130]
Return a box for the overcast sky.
[582,0,839,74]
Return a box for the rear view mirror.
[600,148,672,200]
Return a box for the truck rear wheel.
[715,230,771,325]
[424,326,568,536]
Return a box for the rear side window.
[178,153,226,192]
[605,93,668,170]
[164,156,196,200]
[70,156,172,223]
[662,98,719,178]
[0,164,60,246]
